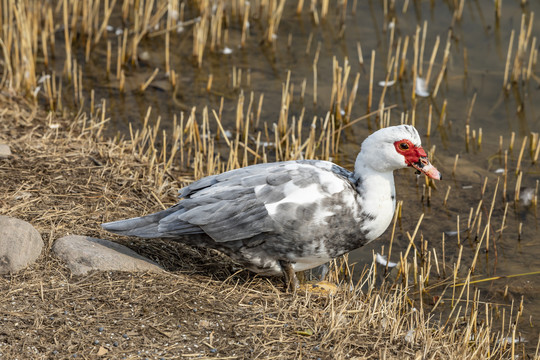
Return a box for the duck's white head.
[355,125,441,180]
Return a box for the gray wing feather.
[103,161,355,243]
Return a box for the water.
[45,0,540,351]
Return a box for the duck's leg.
[279,260,299,291]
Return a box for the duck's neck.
[353,158,397,242]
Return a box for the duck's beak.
[410,156,442,180]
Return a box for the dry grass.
[0,94,529,359]
[1,0,539,359]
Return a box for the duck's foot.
[279,260,299,292]
[299,280,338,295]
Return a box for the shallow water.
[44,0,540,352]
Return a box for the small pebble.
[98,327,104,332]
[0,144,11,158]
[52,350,58,355]
[210,348,217,353]
[122,334,129,339]
[313,345,320,351]
[93,340,100,345]
[248,301,253,305]
[113,341,119,347]
[193,308,198,313]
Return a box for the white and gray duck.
[102,125,441,288]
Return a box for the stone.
[52,235,163,275]
[0,216,44,274]
[0,144,11,158]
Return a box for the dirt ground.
[0,95,515,359]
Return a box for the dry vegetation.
[0,88,530,360]
[1,0,540,359]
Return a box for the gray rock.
[0,144,11,158]
[52,235,163,275]
[0,216,44,274]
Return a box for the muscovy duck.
[102,125,441,287]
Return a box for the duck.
[102,125,441,288]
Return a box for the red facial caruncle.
[393,139,442,180]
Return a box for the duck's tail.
[102,206,202,238]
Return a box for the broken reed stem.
[140,68,159,92]
[509,132,516,152]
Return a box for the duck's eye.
[399,142,410,150]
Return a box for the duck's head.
[356,125,441,180]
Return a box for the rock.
[52,235,163,275]
[0,144,11,158]
[0,216,44,274]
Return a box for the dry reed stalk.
[265,0,285,44]
[481,176,488,197]
[503,150,508,202]
[465,124,470,151]
[399,36,409,79]
[61,0,72,79]
[478,128,482,148]
[334,105,396,135]
[119,69,125,92]
[397,213,424,281]
[466,92,477,125]
[206,74,213,92]
[384,201,401,275]
[411,25,420,103]
[140,68,160,92]
[454,0,465,21]
[527,36,537,80]
[443,186,451,206]
[504,30,515,88]
[469,199,483,239]
[509,131,516,152]
[424,36,440,87]
[531,132,539,158]
[305,31,313,55]
[515,136,527,175]
[463,47,468,77]
[356,41,364,65]
[378,57,395,109]
[452,154,459,175]
[432,31,452,98]
[514,171,522,203]
[418,21,427,77]
[426,104,432,137]
[485,178,500,254]
[367,50,375,112]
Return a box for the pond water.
[42,0,540,352]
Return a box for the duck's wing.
[103,161,358,243]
